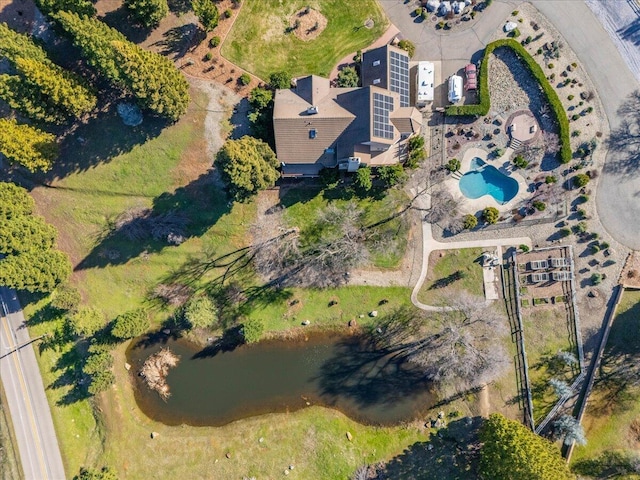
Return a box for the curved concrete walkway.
[409,189,532,311]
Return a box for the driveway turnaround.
[528,0,640,250]
[0,288,66,480]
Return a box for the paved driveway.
[379,0,640,250]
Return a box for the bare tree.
[372,293,510,394]
[424,188,461,225]
[543,130,561,155]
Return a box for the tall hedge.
[446,39,571,164]
[53,11,189,120]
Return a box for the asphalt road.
[0,288,66,480]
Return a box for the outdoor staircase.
[508,137,523,151]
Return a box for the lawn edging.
[445,38,572,164]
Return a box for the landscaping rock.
[124,362,131,371]
[117,102,143,126]
[302,320,311,326]
[348,319,357,328]
[369,310,378,317]
[346,431,353,441]
[151,431,159,439]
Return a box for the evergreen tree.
[124,0,169,27]
[183,296,217,329]
[68,307,105,337]
[111,41,189,120]
[216,136,279,200]
[192,0,219,31]
[0,183,71,294]
[14,57,96,118]
[0,74,65,123]
[111,309,149,339]
[0,119,58,172]
[0,22,51,65]
[479,414,574,480]
[34,0,96,16]
[53,12,189,120]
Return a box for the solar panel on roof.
[372,92,394,139]
[389,50,410,107]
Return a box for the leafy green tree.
[183,296,217,329]
[111,41,189,120]
[216,136,279,199]
[0,119,58,171]
[397,39,416,58]
[482,206,500,224]
[249,86,273,110]
[112,309,149,339]
[407,135,425,151]
[268,71,291,89]
[34,0,96,16]
[378,164,406,187]
[463,214,478,229]
[336,66,359,87]
[124,0,169,27]
[241,318,264,343]
[69,307,105,337]
[248,86,274,143]
[50,284,82,312]
[354,166,372,191]
[74,466,118,480]
[479,414,574,480]
[192,0,219,31]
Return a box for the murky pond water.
[127,333,435,426]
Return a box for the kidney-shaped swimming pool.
[458,158,519,204]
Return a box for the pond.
[459,157,519,204]
[126,333,436,426]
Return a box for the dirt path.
[478,384,490,418]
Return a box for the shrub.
[519,244,530,252]
[463,214,478,229]
[242,318,264,343]
[532,201,546,211]
[124,0,168,27]
[548,63,554,69]
[239,73,251,85]
[184,296,217,329]
[578,194,589,203]
[378,164,406,187]
[204,51,213,61]
[578,208,587,219]
[591,273,603,285]
[192,0,219,31]
[512,155,528,169]
[567,94,574,100]
[572,130,581,137]
[590,243,600,254]
[336,66,359,87]
[545,175,557,184]
[224,9,232,18]
[112,309,148,339]
[510,28,520,38]
[559,227,571,238]
[575,221,587,234]
[573,174,590,187]
[482,207,499,224]
[414,7,422,15]
[600,241,610,250]
[209,36,221,48]
[511,10,519,15]
[268,70,291,89]
[354,166,372,192]
[397,39,416,59]
[446,158,461,172]
[571,114,580,121]
[407,135,425,152]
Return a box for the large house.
[273,45,422,177]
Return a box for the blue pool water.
[459,158,519,204]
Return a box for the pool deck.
[445,147,528,214]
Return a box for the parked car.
[448,75,463,103]
[465,63,477,91]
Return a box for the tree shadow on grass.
[370,417,483,480]
[75,171,231,270]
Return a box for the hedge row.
[446,38,571,163]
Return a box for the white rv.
[448,75,463,104]
[416,61,435,106]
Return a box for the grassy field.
[0,383,23,480]
[520,307,580,425]
[571,289,640,477]
[417,248,485,305]
[223,0,388,79]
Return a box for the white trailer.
[416,61,435,106]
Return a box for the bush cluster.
[445,39,571,163]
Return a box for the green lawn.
[520,307,579,425]
[571,289,640,478]
[417,248,485,305]
[282,186,409,269]
[223,0,388,79]
[0,383,22,480]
